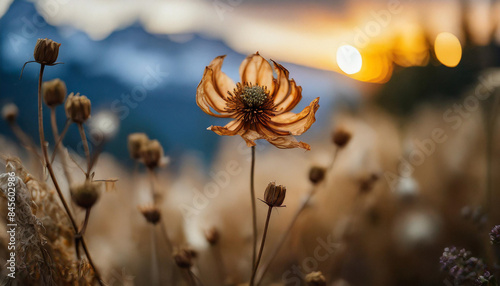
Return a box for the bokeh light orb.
[434,32,462,68]
[336,45,362,75]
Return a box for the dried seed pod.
[263,182,286,207]
[305,271,326,286]
[71,181,100,209]
[173,248,195,269]
[138,204,161,225]
[140,139,164,169]
[65,92,91,123]
[128,133,149,160]
[204,227,219,246]
[34,38,61,65]
[42,78,67,107]
[309,166,326,185]
[2,103,18,123]
[332,127,351,148]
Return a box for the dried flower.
[34,38,61,65]
[309,166,326,185]
[42,78,67,107]
[263,182,286,207]
[305,271,326,286]
[359,173,380,193]
[138,204,161,225]
[204,227,219,245]
[65,93,91,123]
[196,53,320,150]
[128,133,149,160]
[490,225,500,245]
[70,181,100,209]
[332,127,351,148]
[2,103,18,123]
[440,246,489,285]
[140,139,164,169]
[173,248,196,269]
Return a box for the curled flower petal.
[196,66,233,118]
[210,56,236,98]
[271,61,291,105]
[274,79,302,114]
[208,119,244,136]
[270,98,320,135]
[239,53,274,93]
[267,136,310,150]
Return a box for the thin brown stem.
[250,145,257,269]
[50,107,72,184]
[212,245,227,285]
[151,226,160,286]
[255,188,314,285]
[37,65,103,285]
[250,206,273,286]
[77,123,91,178]
[10,122,42,161]
[38,64,47,167]
[185,269,196,286]
[148,168,158,205]
[50,119,71,164]
[159,222,173,253]
[256,148,341,285]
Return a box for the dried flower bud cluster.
[173,248,197,269]
[70,181,100,209]
[34,38,61,65]
[204,227,219,246]
[309,166,326,185]
[138,204,161,225]
[263,182,286,207]
[440,246,488,285]
[128,133,149,160]
[2,103,18,123]
[140,139,164,169]
[332,127,351,148]
[42,78,67,107]
[305,271,326,286]
[65,93,91,123]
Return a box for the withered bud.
[42,78,67,107]
[309,166,326,185]
[305,271,326,286]
[34,38,61,65]
[70,181,100,209]
[65,93,91,123]
[204,227,220,245]
[140,139,164,169]
[332,127,351,148]
[138,204,161,225]
[128,133,149,160]
[359,173,380,193]
[173,248,196,269]
[2,103,18,123]
[263,182,286,207]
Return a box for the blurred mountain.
[0,1,344,169]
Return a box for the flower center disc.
[240,85,268,108]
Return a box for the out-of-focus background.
[1,0,500,285]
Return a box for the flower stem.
[255,147,341,285]
[50,119,70,164]
[151,226,160,286]
[50,107,72,184]
[250,206,272,286]
[77,123,91,179]
[250,145,257,269]
[37,64,104,285]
